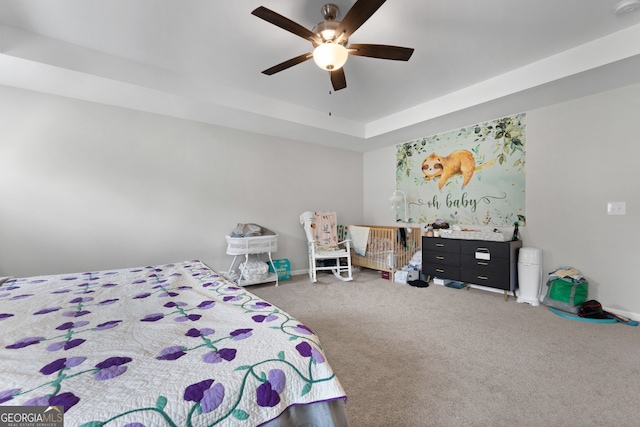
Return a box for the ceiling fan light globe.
[313,43,348,71]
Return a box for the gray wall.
[2,79,639,318]
[0,85,363,277]
[364,82,640,318]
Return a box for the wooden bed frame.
[350,225,421,280]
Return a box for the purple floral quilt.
[0,260,346,426]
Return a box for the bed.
[0,260,348,426]
[349,225,421,280]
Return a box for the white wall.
[364,82,640,318]
[0,85,363,277]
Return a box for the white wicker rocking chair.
[300,211,353,283]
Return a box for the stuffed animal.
[421,150,476,190]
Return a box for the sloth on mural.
[421,150,476,190]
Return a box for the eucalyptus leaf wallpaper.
[396,113,526,227]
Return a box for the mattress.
[0,260,347,426]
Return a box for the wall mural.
[396,113,526,227]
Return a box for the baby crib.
[349,225,421,280]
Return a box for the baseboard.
[603,306,640,321]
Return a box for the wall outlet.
[607,202,626,215]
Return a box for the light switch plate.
[607,202,626,215]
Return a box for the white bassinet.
[226,230,278,286]
[226,233,278,255]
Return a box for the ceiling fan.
[251,0,414,91]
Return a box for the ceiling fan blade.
[330,68,347,91]
[262,53,313,75]
[252,6,320,44]
[334,0,386,40]
[348,44,414,61]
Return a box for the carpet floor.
[250,268,640,427]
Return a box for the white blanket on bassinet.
[348,225,370,256]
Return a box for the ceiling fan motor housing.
[312,4,347,46]
[321,3,339,20]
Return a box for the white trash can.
[517,247,543,306]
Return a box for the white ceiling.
[1,0,640,152]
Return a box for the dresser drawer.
[460,268,511,290]
[424,251,460,267]
[460,240,511,259]
[460,254,509,272]
[423,238,461,253]
[423,264,461,281]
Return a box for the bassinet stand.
[226,234,279,286]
